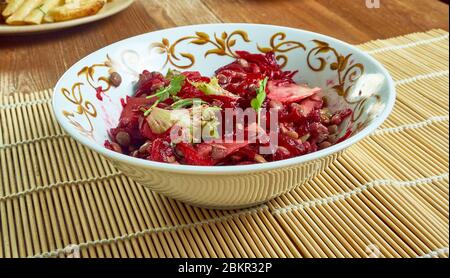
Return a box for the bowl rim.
[53,23,396,175]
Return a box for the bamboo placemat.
[0,29,448,258]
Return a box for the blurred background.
[0,0,448,95]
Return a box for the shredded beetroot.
[150,138,175,162]
[175,142,215,166]
[134,70,169,97]
[95,87,103,101]
[120,97,127,107]
[105,51,353,165]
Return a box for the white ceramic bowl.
[53,24,395,209]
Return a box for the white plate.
[0,0,134,35]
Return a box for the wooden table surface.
[0,0,448,96]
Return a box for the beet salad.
[105,51,352,166]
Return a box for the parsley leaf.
[167,74,186,96]
[251,77,268,128]
[171,98,206,109]
[251,77,268,112]
[150,73,185,101]
[144,74,186,116]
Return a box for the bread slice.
[48,0,105,22]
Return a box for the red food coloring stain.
[96,86,103,101]
[326,79,335,86]
[120,98,126,107]
[336,128,352,144]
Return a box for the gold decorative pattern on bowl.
[77,57,113,94]
[151,30,251,69]
[257,32,306,68]
[61,83,97,140]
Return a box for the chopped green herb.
[171,98,206,109]
[143,107,154,117]
[144,74,186,116]
[165,69,181,79]
[251,77,268,127]
[251,77,268,112]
